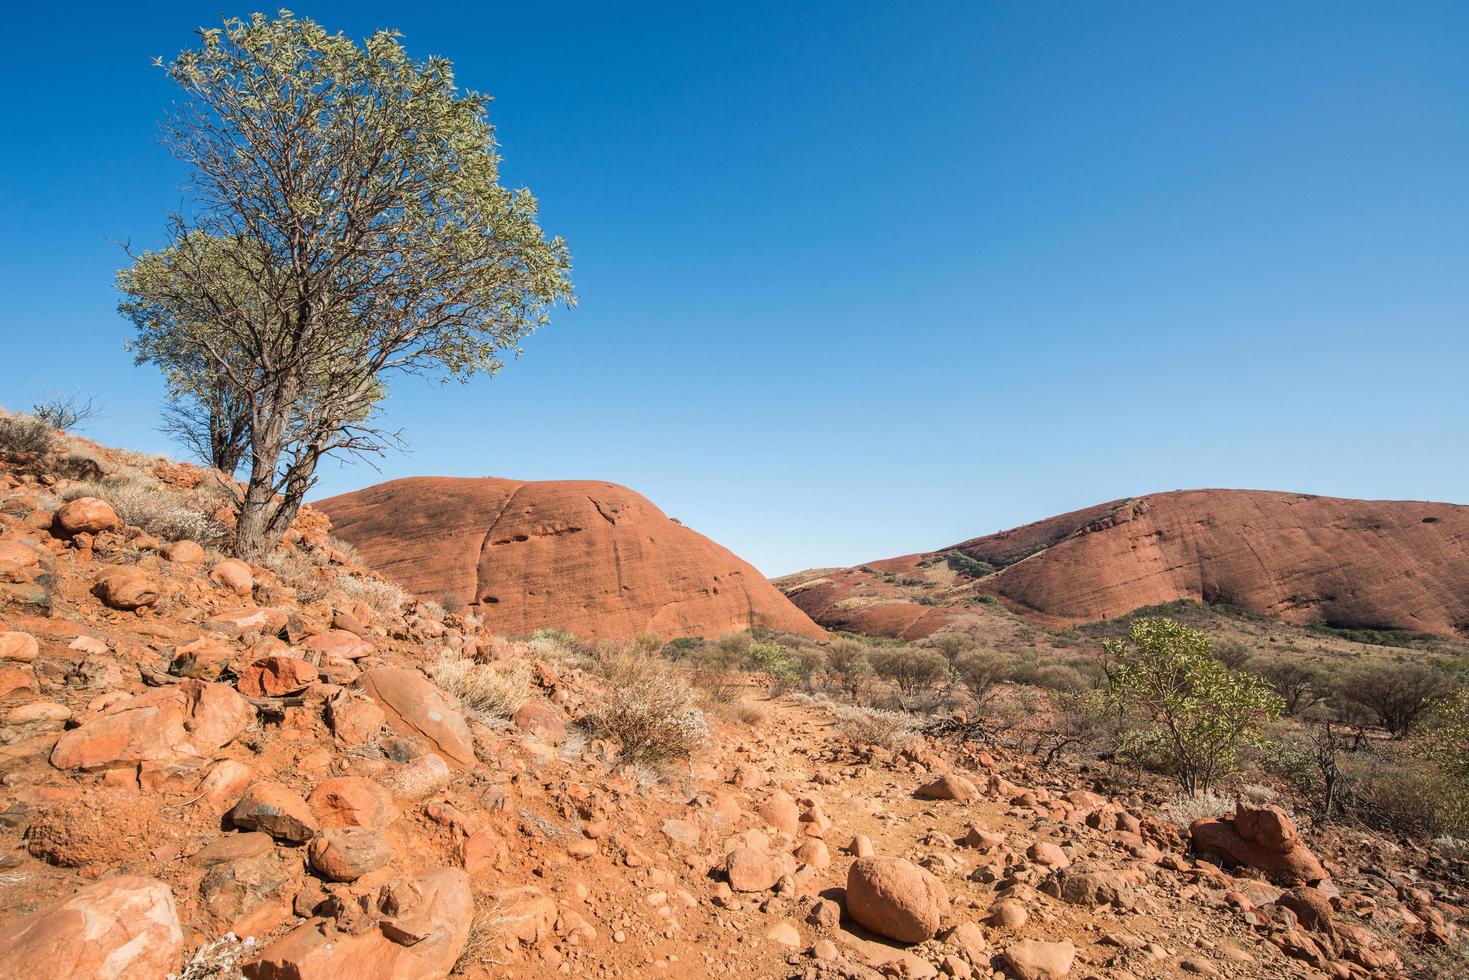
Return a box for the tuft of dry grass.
[1164,790,1238,826]
[0,411,55,454]
[61,476,230,547]
[430,654,532,721]
[825,700,918,750]
[335,572,410,616]
[173,933,256,979]
[579,647,708,766]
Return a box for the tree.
[1333,662,1455,736]
[120,13,573,558]
[1104,617,1283,796]
[952,649,1008,708]
[870,647,950,707]
[825,639,873,702]
[1249,657,1325,716]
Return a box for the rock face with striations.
[782,490,1469,638]
[317,477,824,642]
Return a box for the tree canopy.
[119,11,573,557]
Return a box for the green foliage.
[870,647,950,706]
[824,639,873,701]
[1332,661,1455,736]
[951,649,1007,705]
[943,551,995,579]
[1104,617,1283,795]
[120,12,573,557]
[1249,657,1325,716]
[749,641,806,695]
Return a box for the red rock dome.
[316,477,825,642]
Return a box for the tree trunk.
[233,388,291,560]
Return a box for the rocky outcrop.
[0,876,183,978]
[784,490,1469,637]
[1190,804,1328,886]
[317,477,824,641]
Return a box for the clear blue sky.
[3,3,1466,575]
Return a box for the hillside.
[317,476,824,642]
[778,490,1469,641]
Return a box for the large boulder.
[316,477,825,641]
[1001,939,1076,980]
[0,876,183,979]
[845,856,950,944]
[51,497,120,538]
[50,681,254,772]
[1190,805,1327,886]
[92,566,160,610]
[245,866,471,980]
[358,667,475,767]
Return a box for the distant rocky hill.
[318,476,825,641]
[778,490,1469,639]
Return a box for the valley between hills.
[1,419,1466,979]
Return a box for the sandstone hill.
[779,490,1469,640]
[317,476,824,642]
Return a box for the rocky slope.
[318,476,825,642]
[780,490,1469,639]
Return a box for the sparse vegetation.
[0,411,55,455]
[61,476,230,547]
[31,393,102,432]
[1332,661,1456,736]
[431,653,532,721]
[334,573,411,617]
[579,646,709,766]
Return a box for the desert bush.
[579,648,708,766]
[749,641,806,694]
[32,392,101,432]
[262,548,328,602]
[61,477,230,546]
[1033,664,1090,693]
[1333,662,1455,736]
[1210,637,1254,671]
[824,639,873,701]
[431,653,531,721]
[335,573,410,616]
[1343,746,1469,838]
[952,649,1007,707]
[0,411,55,455]
[870,647,949,701]
[829,702,917,750]
[660,636,704,660]
[1250,657,1326,716]
[1105,617,1283,796]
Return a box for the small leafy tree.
[952,648,1008,708]
[1250,657,1325,716]
[120,13,573,558]
[1104,618,1283,796]
[825,639,873,702]
[1333,662,1454,736]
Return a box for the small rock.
[230,781,318,843]
[1001,939,1076,980]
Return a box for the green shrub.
[1105,617,1283,795]
[952,649,1007,706]
[824,639,873,701]
[1332,662,1455,735]
[870,647,949,700]
[943,551,995,579]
